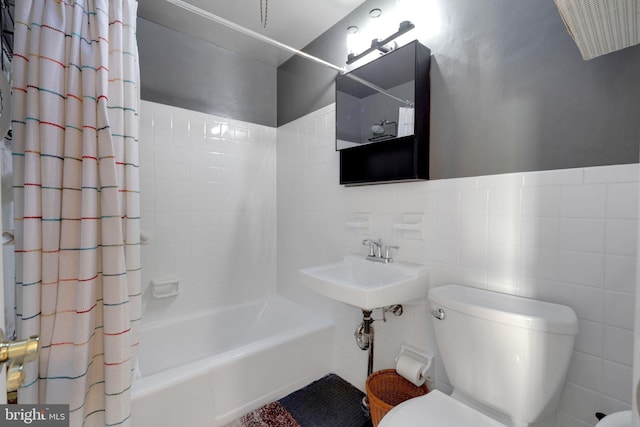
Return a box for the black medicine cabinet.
[336,40,431,185]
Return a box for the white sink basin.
[300,254,429,310]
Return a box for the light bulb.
[368,8,383,43]
[346,25,359,55]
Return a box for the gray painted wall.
[138,19,277,127]
[277,0,640,179]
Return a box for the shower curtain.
[12,1,141,426]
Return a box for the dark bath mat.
[278,373,373,427]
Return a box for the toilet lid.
[378,390,506,427]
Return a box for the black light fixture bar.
[346,20,415,65]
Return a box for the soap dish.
[151,276,180,299]
[393,213,425,239]
[345,212,371,233]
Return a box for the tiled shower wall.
[139,101,277,324]
[277,104,638,427]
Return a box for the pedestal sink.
[300,254,429,310]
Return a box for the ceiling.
[137,0,368,67]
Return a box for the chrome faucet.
[362,239,383,257]
[362,239,399,263]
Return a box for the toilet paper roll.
[396,355,426,387]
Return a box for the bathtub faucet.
[362,239,398,263]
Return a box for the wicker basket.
[366,369,429,427]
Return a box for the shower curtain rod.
[165,0,344,72]
[165,0,415,107]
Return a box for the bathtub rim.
[137,294,315,334]
[131,295,334,399]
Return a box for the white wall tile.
[558,382,602,424]
[458,214,488,242]
[561,184,607,218]
[477,172,524,188]
[523,168,583,187]
[459,240,487,271]
[605,255,637,293]
[274,106,637,427]
[602,361,633,403]
[140,102,154,127]
[488,215,521,246]
[555,282,603,323]
[152,105,172,130]
[584,164,639,184]
[557,251,605,288]
[433,214,458,240]
[521,186,561,217]
[554,413,593,427]
[171,112,190,133]
[521,217,560,248]
[603,325,634,367]
[429,238,458,265]
[559,219,606,253]
[607,183,639,219]
[598,396,632,422]
[574,319,603,357]
[567,351,603,391]
[459,188,488,216]
[520,247,558,281]
[518,277,557,301]
[636,234,640,425]
[139,100,276,323]
[486,243,520,292]
[435,188,459,215]
[606,220,638,256]
[603,291,635,329]
[488,187,522,216]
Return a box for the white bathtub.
[131,296,334,427]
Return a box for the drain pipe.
[354,306,404,410]
[356,309,375,410]
[355,306,404,378]
[355,310,375,376]
[363,310,374,377]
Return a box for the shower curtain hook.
[259,0,268,29]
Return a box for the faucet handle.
[362,239,375,256]
[383,245,399,261]
[362,239,383,257]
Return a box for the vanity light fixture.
[346,19,415,65]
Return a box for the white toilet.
[595,411,632,427]
[379,284,578,427]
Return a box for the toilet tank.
[429,285,578,424]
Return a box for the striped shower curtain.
[12,1,141,426]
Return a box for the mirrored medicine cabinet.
[336,40,430,185]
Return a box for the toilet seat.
[378,390,506,427]
[595,411,632,427]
